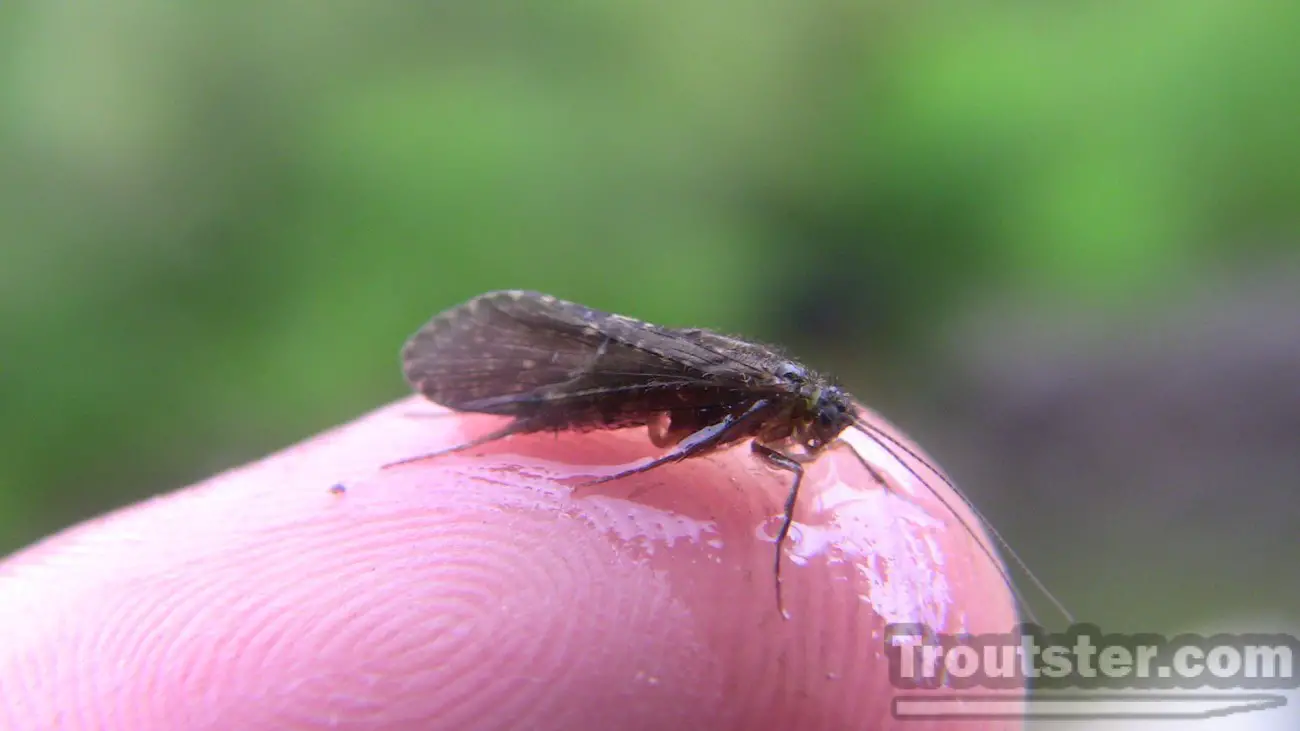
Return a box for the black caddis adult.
[387,290,1069,622]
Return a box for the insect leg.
[751,443,803,620]
[577,400,774,488]
[825,438,890,484]
[382,418,535,469]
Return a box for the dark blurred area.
[2,2,1296,655]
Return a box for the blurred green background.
[2,2,1297,642]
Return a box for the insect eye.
[817,409,835,427]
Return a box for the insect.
[386,290,1070,622]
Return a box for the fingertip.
[0,398,1023,730]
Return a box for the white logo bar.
[891,693,1288,720]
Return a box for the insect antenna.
[848,414,1074,626]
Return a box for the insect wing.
[402,291,776,417]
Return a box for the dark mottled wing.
[402,290,784,423]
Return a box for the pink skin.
[0,396,1024,730]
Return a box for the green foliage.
[1,3,1297,551]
